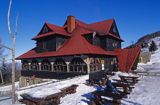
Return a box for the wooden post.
[51,62,54,72]
[87,63,90,73]
[38,62,41,71]
[28,63,31,70]
[66,62,70,72]
[84,58,90,74]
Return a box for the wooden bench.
[119,75,139,85]
[91,90,122,105]
[61,84,78,97]
[112,82,133,94]
[20,84,78,105]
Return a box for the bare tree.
[0,0,18,103]
[0,38,4,84]
[2,0,18,103]
[7,0,17,104]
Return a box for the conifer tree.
[149,41,157,52]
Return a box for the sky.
[0,0,160,60]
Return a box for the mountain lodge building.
[17,16,140,87]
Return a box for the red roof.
[17,26,117,59]
[115,46,141,72]
[57,26,117,56]
[88,19,114,34]
[32,23,70,40]
[17,17,123,60]
[75,19,123,41]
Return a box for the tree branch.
[7,0,12,37]
[14,13,19,36]
[0,44,12,51]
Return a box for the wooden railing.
[21,70,86,79]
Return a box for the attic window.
[42,25,49,33]
[112,26,117,33]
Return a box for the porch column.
[66,62,70,72]
[51,62,54,72]
[28,63,31,70]
[87,62,90,73]
[101,60,105,70]
[84,58,91,74]
[38,62,41,71]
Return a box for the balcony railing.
[21,70,86,79]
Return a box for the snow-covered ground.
[1,36,160,105]
[16,75,90,100]
[1,66,160,105]
[124,37,160,105]
[122,75,160,105]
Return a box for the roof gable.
[32,23,70,40]
[109,21,120,37]
[38,23,52,35]
[88,19,114,34]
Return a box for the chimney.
[67,16,76,33]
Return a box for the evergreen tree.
[149,41,157,52]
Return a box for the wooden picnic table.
[119,75,139,84]
[91,90,124,105]
[112,82,134,94]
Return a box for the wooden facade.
[17,16,142,87]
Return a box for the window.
[31,60,39,70]
[112,42,117,47]
[113,26,117,33]
[56,42,62,50]
[42,41,47,49]
[42,25,48,33]
[90,58,102,72]
[41,59,51,71]
[53,59,67,72]
[22,63,29,70]
[69,58,87,73]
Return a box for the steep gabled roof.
[57,26,116,56]
[17,17,122,60]
[16,26,117,59]
[75,19,123,41]
[88,19,114,34]
[32,23,70,40]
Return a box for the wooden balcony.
[21,70,86,79]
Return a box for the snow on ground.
[122,75,160,105]
[16,75,89,100]
[124,40,160,105]
[0,82,19,92]
[60,84,96,105]
[0,82,19,97]
[140,36,160,65]
[0,97,12,105]
[147,49,160,64]
[148,36,160,47]
[1,41,160,105]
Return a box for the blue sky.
[0,0,160,60]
